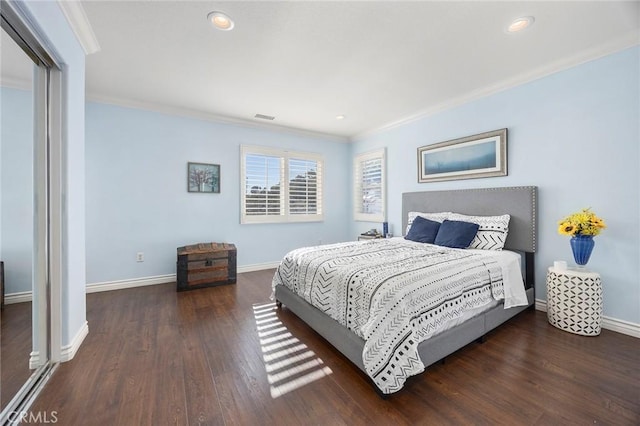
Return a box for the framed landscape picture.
[417,128,507,183]
[188,162,220,193]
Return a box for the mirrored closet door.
[1,3,59,421]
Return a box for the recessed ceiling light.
[254,113,275,121]
[506,16,535,33]
[336,115,345,120]
[208,11,234,31]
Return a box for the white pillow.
[406,212,451,235]
[448,213,510,250]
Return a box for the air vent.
[254,113,275,121]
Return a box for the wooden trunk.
[176,242,237,291]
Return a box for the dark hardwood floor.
[30,270,639,425]
[1,301,32,409]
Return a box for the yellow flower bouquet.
[557,208,606,237]
[558,208,605,266]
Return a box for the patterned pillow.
[448,213,510,250]
[406,212,451,235]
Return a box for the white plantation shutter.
[241,145,323,224]
[288,157,322,215]
[244,153,284,217]
[354,149,386,222]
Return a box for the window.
[354,149,386,222]
[241,145,323,224]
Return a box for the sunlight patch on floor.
[252,302,333,398]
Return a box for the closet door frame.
[1,1,63,420]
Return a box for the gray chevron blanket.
[272,238,507,394]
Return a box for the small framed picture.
[188,162,220,193]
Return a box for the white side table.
[358,234,382,241]
[546,267,602,336]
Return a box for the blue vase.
[570,235,595,266]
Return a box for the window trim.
[353,148,386,222]
[241,145,324,224]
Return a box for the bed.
[272,186,537,395]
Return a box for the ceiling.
[4,1,640,140]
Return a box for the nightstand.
[358,234,382,241]
[546,267,602,336]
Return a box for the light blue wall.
[20,0,87,347]
[0,87,33,294]
[85,103,350,284]
[351,46,640,325]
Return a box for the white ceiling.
[4,1,640,140]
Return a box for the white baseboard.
[535,298,548,312]
[61,321,89,362]
[86,274,175,293]
[600,316,640,338]
[27,321,89,366]
[5,291,33,305]
[535,299,640,338]
[29,351,40,370]
[237,261,280,273]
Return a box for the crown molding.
[57,0,100,55]
[86,93,350,143]
[352,33,640,142]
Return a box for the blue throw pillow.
[405,216,441,244]
[434,220,480,249]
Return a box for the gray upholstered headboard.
[402,186,537,253]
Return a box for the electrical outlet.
[136,252,144,262]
